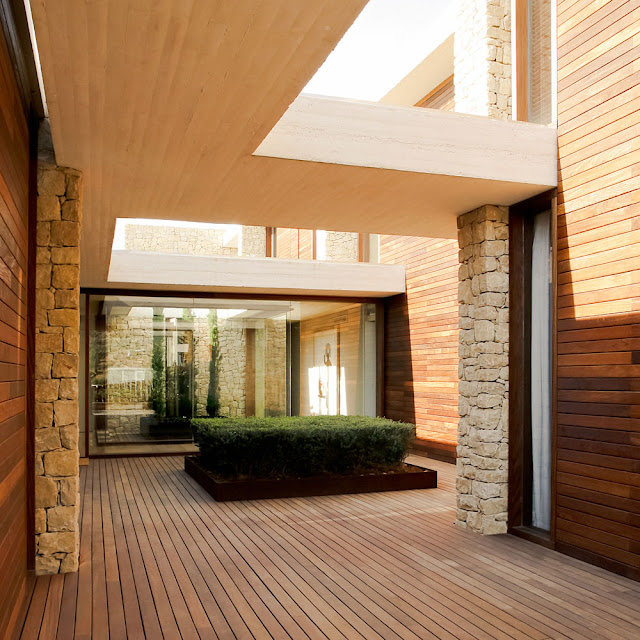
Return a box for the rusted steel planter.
[185,455,437,501]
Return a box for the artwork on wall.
[309,328,339,415]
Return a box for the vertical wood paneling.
[0,13,31,639]
[275,228,314,260]
[556,0,640,580]
[379,236,459,457]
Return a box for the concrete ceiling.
[30,0,553,290]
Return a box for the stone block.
[38,531,77,555]
[466,511,483,531]
[480,497,508,516]
[44,450,78,477]
[36,222,51,246]
[61,199,81,221]
[52,265,79,289]
[54,400,78,427]
[35,476,58,508]
[35,508,47,534]
[59,424,78,449]
[472,481,502,500]
[36,332,63,354]
[480,240,507,257]
[474,320,495,342]
[458,494,479,511]
[52,353,78,378]
[63,327,80,354]
[35,353,53,379]
[55,289,78,309]
[36,263,51,289]
[37,195,61,221]
[38,167,66,196]
[47,505,78,532]
[35,555,60,575]
[478,271,508,292]
[60,477,79,506]
[35,379,60,403]
[35,402,54,429]
[476,394,502,409]
[35,427,61,452]
[36,247,51,264]
[478,353,508,368]
[50,221,80,247]
[481,516,507,535]
[51,247,80,265]
[35,454,44,475]
[48,308,79,329]
[66,172,81,199]
[60,553,78,573]
[59,379,78,400]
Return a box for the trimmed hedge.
[192,416,415,479]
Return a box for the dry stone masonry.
[454,0,512,119]
[324,231,359,262]
[125,224,266,258]
[456,205,509,534]
[34,163,82,574]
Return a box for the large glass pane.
[86,296,379,455]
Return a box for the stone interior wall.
[324,231,359,262]
[104,308,153,402]
[454,0,512,119]
[216,319,246,417]
[264,318,287,416]
[34,163,82,574]
[456,205,509,534]
[241,226,267,257]
[124,224,267,258]
[193,315,212,417]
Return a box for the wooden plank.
[0,9,30,630]
[380,236,459,444]
[20,457,640,639]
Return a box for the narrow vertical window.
[530,210,552,530]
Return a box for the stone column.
[34,163,82,574]
[454,0,512,119]
[456,205,509,534]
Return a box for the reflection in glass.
[87,297,379,454]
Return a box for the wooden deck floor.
[19,456,640,640]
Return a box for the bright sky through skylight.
[304,0,455,102]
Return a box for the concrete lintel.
[108,251,406,298]
[254,94,558,189]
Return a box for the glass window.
[529,210,552,530]
[86,296,380,455]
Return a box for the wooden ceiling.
[31,0,547,288]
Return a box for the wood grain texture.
[379,236,459,454]
[0,10,31,639]
[18,457,640,639]
[556,0,640,580]
[415,75,455,111]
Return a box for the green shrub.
[192,416,415,479]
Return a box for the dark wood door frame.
[508,189,557,547]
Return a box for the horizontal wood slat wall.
[379,236,459,455]
[416,75,455,111]
[556,0,640,580]
[0,13,31,639]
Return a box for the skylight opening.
[303,0,455,103]
[112,218,242,252]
